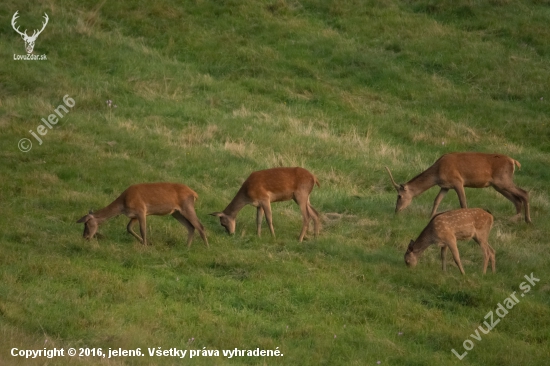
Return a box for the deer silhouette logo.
[11,11,49,54]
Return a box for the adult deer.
[11,11,49,54]
[404,208,495,275]
[210,167,321,242]
[76,183,208,248]
[385,152,530,223]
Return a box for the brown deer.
[404,208,495,275]
[76,183,208,248]
[210,167,321,242]
[385,152,530,223]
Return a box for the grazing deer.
[385,152,530,223]
[76,183,208,248]
[210,167,321,242]
[404,208,495,275]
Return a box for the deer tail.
[314,176,320,188]
[513,159,521,170]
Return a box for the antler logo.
[11,11,49,54]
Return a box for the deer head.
[209,212,236,235]
[76,210,98,239]
[11,11,49,54]
[404,240,418,267]
[385,167,414,213]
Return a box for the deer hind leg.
[127,218,144,243]
[138,215,148,245]
[440,246,448,272]
[431,188,449,218]
[307,199,321,239]
[488,243,496,273]
[511,186,531,223]
[256,206,264,237]
[294,194,311,242]
[172,212,195,247]
[175,208,209,248]
[473,227,496,274]
[493,186,522,217]
[474,235,495,274]
[446,240,466,275]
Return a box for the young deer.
[76,183,208,248]
[404,208,495,275]
[386,152,530,223]
[210,167,321,242]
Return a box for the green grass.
[1,0,549,365]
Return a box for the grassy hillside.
[1,0,549,365]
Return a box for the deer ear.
[407,240,415,251]
[400,184,407,191]
[77,215,89,223]
[209,212,223,217]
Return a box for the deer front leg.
[256,206,264,237]
[430,188,449,218]
[454,185,468,209]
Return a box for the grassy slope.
[1,0,549,365]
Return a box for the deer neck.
[406,166,438,197]
[223,189,249,218]
[92,199,123,224]
[411,229,435,255]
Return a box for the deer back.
[435,153,516,187]
[122,183,197,215]
[427,208,493,242]
[243,167,316,202]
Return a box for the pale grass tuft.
[75,16,94,36]
[494,227,516,244]
[131,275,155,299]
[32,172,59,184]
[133,77,188,101]
[283,116,331,140]
[376,141,402,161]
[145,122,219,147]
[485,137,524,155]
[530,191,549,209]
[279,207,301,219]
[232,105,251,118]
[411,113,480,144]
[342,126,372,151]
[357,218,378,226]
[323,212,343,221]
[31,98,55,115]
[119,119,139,132]
[323,167,355,188]
[323,213,358,223]
[340,90,387,115]
[224,139,256,158]
[265,152,305,168]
